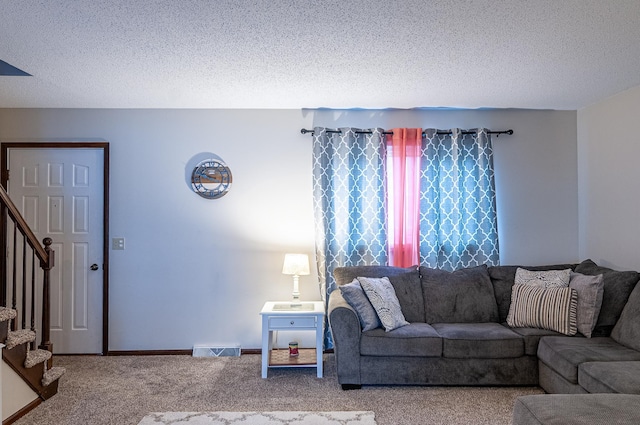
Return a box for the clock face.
[191,160,232,199]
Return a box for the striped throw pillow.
[507,284,578,336]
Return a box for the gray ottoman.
[513,394,640,425]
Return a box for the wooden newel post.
[39,237,54,367]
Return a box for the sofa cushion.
[432,323,524,359]
[569,272,604,338]
[537,336,640,384]
[506,285,578,336]
[508,326,562,356]
[538,361,588,394]
[358,276,409,332]
[488,264,577,323]
[574,259,640,337]
[334,265,413,286]
[611,283,640,352]
[420,264,498,323]
[579,361,640,394]
[338,279,382,331]
[333,266,424,323]
[515,268,571,288]
[360,323,442,357]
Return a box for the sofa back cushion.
[333,266,424,323]
[420,264,499,323]
[574,259,640,337]
[488,264,577,323]
[611,283,640,351]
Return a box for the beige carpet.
[138,411,376,424]
[14,354,543,425]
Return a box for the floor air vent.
[192,345,241,357]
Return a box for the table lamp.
[282,253,310,306]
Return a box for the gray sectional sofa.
[327,260,640,393]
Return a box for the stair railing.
[0,185,54,358]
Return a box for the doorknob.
[90,264,99,271]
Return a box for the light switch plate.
[112,237,125,250]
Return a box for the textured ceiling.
[1,0,640,110]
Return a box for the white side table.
[260,301,325,378]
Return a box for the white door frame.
[1,141,109,355]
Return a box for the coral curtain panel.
[312,127,388,348]
[419,128,499,271]
[388,128,421,267]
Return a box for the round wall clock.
[190,159,233,199]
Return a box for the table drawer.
[269,316,317,329]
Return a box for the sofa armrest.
[328,288,362,386]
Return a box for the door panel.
[8,148,104,354]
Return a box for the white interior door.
[8,148,103,354]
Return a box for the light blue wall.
[0,107,578,350]
[578,85,640,271]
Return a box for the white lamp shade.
[282,253,310,276]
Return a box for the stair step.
[0,306,17,322]
[6,329,36,349]
[42,366,66,387]
[24,348,52,368]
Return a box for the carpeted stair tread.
[25,348,53,368]
[0,306,17,322]
[6,328,36,349]
[42,366,65,387]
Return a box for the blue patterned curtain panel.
[312,127,388,347]
[419,128,499,271]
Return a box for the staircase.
[1,307,65,401]
[1,185,65,424]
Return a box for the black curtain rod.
[300,128,514,137]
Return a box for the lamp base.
[291,275,301,306]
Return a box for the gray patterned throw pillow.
[515,268,572,288]
[357,276,409,332]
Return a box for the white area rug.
[138,411,376,424]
